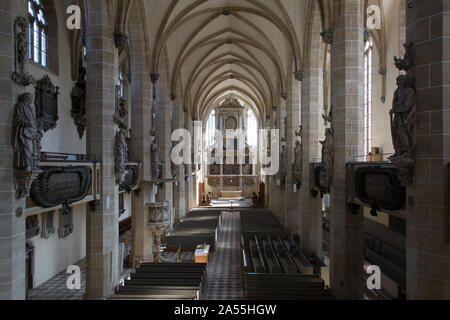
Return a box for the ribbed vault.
[142,0,308,120]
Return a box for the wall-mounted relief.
[242,177,255,187]
[119,165,139,192]
[11,16,35,86]
[35,75,60,132]
[223,177,239,187]
[41,211,55,239]
[208,177,221,187]
[59,205,73,239]
[12,93,43,199]
[242,164,253,175]
[71,67,86,139]
[26,215,40,239]
[209,164,220,175]
[30,166,92,208]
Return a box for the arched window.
[205,109,216,148]
[364,37,373,157]
[118,69,125,98]
[28,0,48,67]
[246,109,258,148]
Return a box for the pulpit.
[147,201,170,262]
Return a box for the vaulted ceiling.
[144,0,309,119]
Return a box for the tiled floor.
[28,259,86,300]
[205,211,244,300]
[28,210,244,300]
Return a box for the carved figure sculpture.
[115,129,128,183]
[293,140,302,186]
[319,128,334,189]
[12,17,35,86]
[389,75,416,185]
[71,67,87,139]
[151,131,162,179]
[12,93,43,198]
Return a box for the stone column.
[0,0,26,300]
[128,25,154,265]
[155,52,173,216]
[329,0,365,299]
[405,0,450,299]
[300,2,324,257]
[84,0,119,299]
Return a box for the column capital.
[321,30,333,44]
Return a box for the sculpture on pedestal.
[319,128,334,190]
[390,43,416,186]
[389,75,416,185]
[151,130,162,180]
[12,17,35,86]
[12,93,43,199]
[114,92,129,184]
[71,67,87,139]
[293,140,302,187]
[115,129,128,184]
[279,145,287,186]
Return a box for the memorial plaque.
[59,206,73,239]
[314,165,330,194]
[26,215,40,239]
[354,167,406,213]
[30,166,92,208]
[35,75,59,132]
[41,211,54,239]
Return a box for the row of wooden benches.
[244,274,334,300]
[111,263,207,300]
[242,232,313,274]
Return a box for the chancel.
[0,0,449,302]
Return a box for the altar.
[221,190,242,199]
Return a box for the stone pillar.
[155,51,173,216]
[329,0,365,299]
[84,0,119,299]
[171,95,186,223]
[300,2,324,257]
[0,0,26,300]
[128,25,153,265]
[285,75,301,233]
[405,0,450,299]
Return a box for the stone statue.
[279,144,287,185]
[151,131,162,180]
[171,143,178,179]
[319,128,334,189]
[114,96,128,130]
[12,93,43,198]
[115,129,128,183]
[293,140,302,186]
[12,17,35,86]
[71,67,87,139]
[389,75,416,185]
